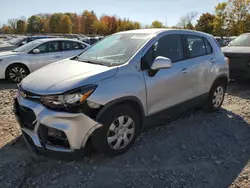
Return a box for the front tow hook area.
[22,131,40,159]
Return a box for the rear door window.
[48,41,60,52]
[62,41,85,51]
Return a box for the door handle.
[54,56,61,58]
[211,58,216,63]
[181,68,188,74]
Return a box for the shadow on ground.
[0,79,17,90]
[0,109,250,188]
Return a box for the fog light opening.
[87,101,101,109]
[48,127,65,138]
[47,127,70,148]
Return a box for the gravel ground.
[0,80,250,188]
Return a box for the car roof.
[117,28,213,37]
[27,36,55,38]
[35,38,89,44]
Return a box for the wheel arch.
[5,63,30,79]
[211,74,229,90]
[96,96,146,129]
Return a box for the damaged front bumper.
[14,94,102,153]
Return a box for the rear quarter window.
[204,38,213,54]
[213,38,222,49]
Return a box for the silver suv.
[14,29,229,156]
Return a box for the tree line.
[0,10,142,35]
[174,0,250,36]
[1,0,250,36]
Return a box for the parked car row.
[1,32,249,83]
[0,38,90,82]
[214,36,236,47]
[13,29,229,157]
[0,34,105,82]
[0,34,104,51]
[222,33,250,81]
[0,36,58,52]
[80,36,104,45]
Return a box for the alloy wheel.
[107,115,135,150]
[9,67,27,82]
[212,86,224,108]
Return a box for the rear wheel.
[6,64,29,83]
[92,105,140,156]
[204,81,226,112]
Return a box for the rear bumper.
[230,69,250,80]
[14,94,102,153]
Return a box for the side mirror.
[33,49,40,54]
[150,56,172,70]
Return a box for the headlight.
[41,85,97,109]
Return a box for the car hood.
[0,51,23,58]
[0,42,13,47]
[21,59,118,95]
[221,46,250,54]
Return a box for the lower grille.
[14,99,37,130]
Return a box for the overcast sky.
[0,0,226,26]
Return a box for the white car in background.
[0,37,27,52]
[0,38,89,82]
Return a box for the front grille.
[14,100,37,130]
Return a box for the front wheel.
[204,81,226,112]
[92,105,140,156]
[6,64,29,83]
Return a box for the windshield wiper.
[77,59,106,66]
[85,60,105,65]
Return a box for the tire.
[92,105,140,156]
[203,80,226,113]
[6,64,29,83]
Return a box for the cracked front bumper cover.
[14,94,102,153]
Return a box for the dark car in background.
[18,36,57,46]
[222,33,250,81]
[80,36,104,45]
[214,36,233,47]
[0,37,25,51]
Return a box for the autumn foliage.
[0,10,142,35]
[1,0,250,36]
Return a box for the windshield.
[8,37,25,45]
[229,34,250,46]
[13,40,42,52]
[77,33,153,66]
